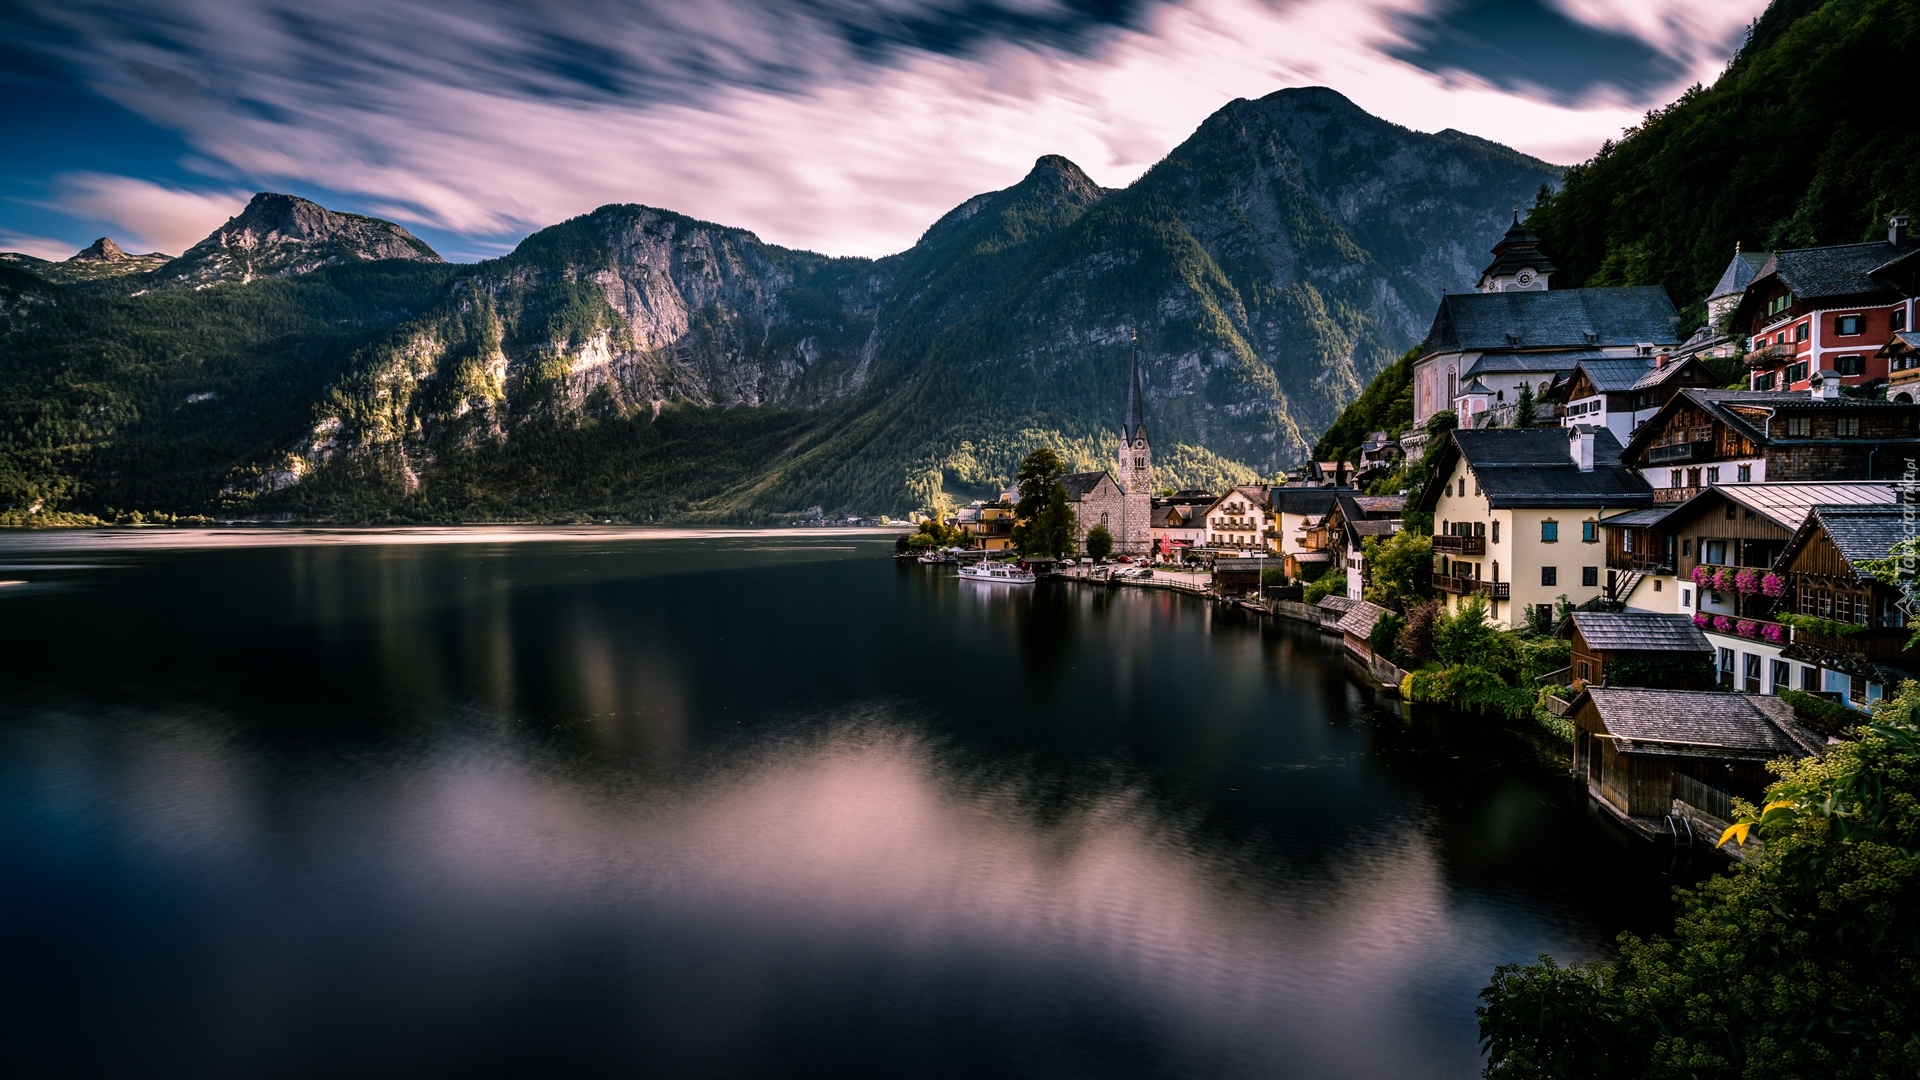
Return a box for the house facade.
[1621,387,1920,501]
[1326,494,1404,600]
[1775,505,1917,709]
[1736,215,1917,394]
[1418,427,1652,629]
[1555,354,1718,446]
[1203,485,1274,553]
[1560,611,1714,690]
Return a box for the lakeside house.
[1202,485,1274,554]
[1568,687,1825,825]
[1270,487,1341,579]
[954,501,1016,551]
[1560,611,1714,689]
[1325,493,1404,601]
[1735,215,1917,395]
[1404,217,1681,456]
[1418,426,1652,628]
[1149,490,1215,558]
[1774,504,1918,708]
[1619,386,1920,499]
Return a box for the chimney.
[1811,370,1840,400]
[1570,427,1595,472]
[1893,214,1911,247]
[1655,350,1670,368]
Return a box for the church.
[1060,336,1152,556]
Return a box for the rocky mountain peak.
[1022,155,1103,201]
[70,237,130,262]
[162,192,442,286]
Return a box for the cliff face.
[161,193,443,285]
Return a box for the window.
[1737,464,1751,482]
[1669,469,1683,488]
[1578,661,1591,681]
[1744,653,1762,694]
[1681,587,1691,608]
[1771,660,1790,695]
[1445,482,1453,498]
[1654,579,1662,592]
[1541,566,1557,586]
[1725,503,1738,520]
[1837,314,1865,336]
[1688,467,1701,488]
[1703,540,1727,565]
[1492,561,1500,582]
[1491,521,1499,544]
[1836,355,1864,376]
[1895,308,1909,332]
[1719,648,1735,689]
[1788,360,1809,384]
[1795,322,1809,342]
[1706,466,1721,484]
[1682,539,1692,557]
[1581,566,1598,587]
[1535,604,1554,626]
[1541,520,1558,543]
[1802,666,1819,692]
[1836,417,1859,436]
[1582,520,1597,542]
[1786,416,1810,437]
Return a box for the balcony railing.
[1653,485,1701,504]
[1647,440,1714,464]
[1607,551,1675,573]
[1432,534,1486,556]
[1433,574,1510,599]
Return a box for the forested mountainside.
[1316,0,1918,462]
[1,88,1559,524]
[1525,0,1919,328]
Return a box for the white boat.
[957,560,1036,584]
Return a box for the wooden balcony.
[1606,551,1675,573]
[1647,439,1714,465]
[1432,534,1486,556]
[1653,485,1701,504]
[1433,574,1510,600]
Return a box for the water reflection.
[0,537,1687,1078]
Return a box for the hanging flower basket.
[1760,572,1786,599]
[1713,567,1737,593]
[1734,568,1759,595]
[1735,619,1758,638]
[1761,621,1787,644]
[1712,615,1734,633]
[1692,612,1710,628]
[1690,565,1714,588]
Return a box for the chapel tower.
[1116,330,1152,554]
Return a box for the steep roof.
[1567,611,1712,653]
[1704,481,1898,532]
[1417,427,1652,510]
[1573,358,1657,394]
[1122,334,1148,445]
[1779,504,1910,573]
[1708,248,1769,301]
[1421,286,1679,357]
[1758,239,1913,303]
[1581,688,1824,759]
[1337,599,1391,640]
[1271,488,1340,516]
[1061,471,1113,500]
[1599,506,1674,528]
[1478,214,1560,288]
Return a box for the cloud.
[3,0,1767,259]
[0,231,86,261]
[50,174,248,255]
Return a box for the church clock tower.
[1115,329,1152,555]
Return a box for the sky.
[0,0,1770,264]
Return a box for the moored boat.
[957,560,1036,584]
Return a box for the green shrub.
[1303,572,1343,605]
[1779,687,1870,737]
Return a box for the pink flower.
[1734,569,1759,595]
[1713,567,1737,593]
[1761,573,1786,599]
[1712,615,1734,633]
[1735,619,1758,638]
[1762,622,1786,644]
[1693,613,1710,628]
[1691,565,1714,588]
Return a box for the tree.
[1085,524,1114,561]
[1011,447,1078,558]
[1514,381,1537,427]
[1478,680,1920,1080]
[1360,529,1433,611]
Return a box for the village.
[905,212,1920,851]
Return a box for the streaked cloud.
[49,174,249,256]
[2,0,1767,260]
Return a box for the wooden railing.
[1432,534,1486,555]
[1607,551,1675,572]
[1673,773,1732,824]
[1647,439,1714,464]
[1653,485,1701,504]
[1433,574,1510,599]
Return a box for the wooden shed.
[1213,558,1267,597]
[1568,687,1823,821]
[1560,611,1714,688]
[1337,600,1390,660]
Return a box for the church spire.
[1123,327,1147,446]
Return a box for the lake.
[0,530,1691,1078]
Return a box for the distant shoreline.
[0,525,910,553]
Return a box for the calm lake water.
[0,530,1691,1078]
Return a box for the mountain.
[0,88,1561,524]
[0,237,172,283]
[160,192,443,286]
[1523,0,1919,327]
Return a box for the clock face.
[1517,271,1534,285]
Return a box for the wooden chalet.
[1569,687,1824,822]
[1878,330,1920,403]
[1212,558,1268,598]
[1561,611,1713,688]
[1336,600,1391,660]
[1620,387,1920,503]
[1554,353,1719,447]
[1775,505,1919,707]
